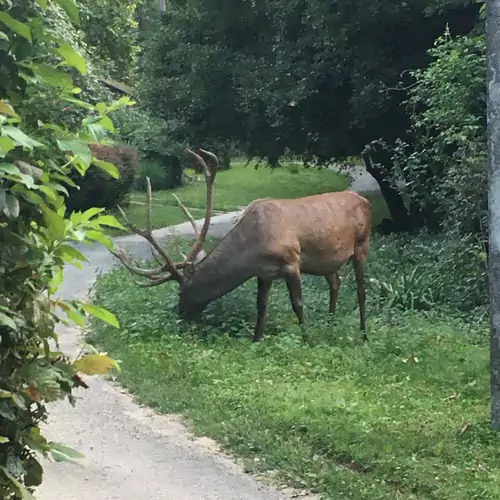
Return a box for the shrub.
[66,143,139,212]
[368,232,487,314]
[134,158,183,191]
[392,28,486,236]
[0,1,127,497]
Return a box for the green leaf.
[57,43,86,75]
[60,304,86,327]
[48,442,85,462]
[0,31,9,42]
[85,230,114,248]
[0,389,13,398]
[49,267,64,294]
[60,96,94,111]
[98,115,115,133]
[80,303,120,328]
[85,123,107,142]
[42,207,66,240]
[38,184,58,200]
[3,194,20,219]
[0,163,20,175]
[2,126,44,150]
[31,63,73,89]
[0,12,31,41]
[0,101,19,118]
[81,207,105,222]
[93,214,126,230]
[53,0,80,25]
[92,158,120,179]
[73,353,120,375]
[0,164,37,189]
[0,466,36,499]
[55,244,88,265]
[51,172,78,188]
[35,0,49,8]
[0,313,16,330]
[0,437,9,444]
[57,139,91,167]
[0,136,14,157]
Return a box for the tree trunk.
[167,155,183,187]
[487,0,500,431]
[222,149,231,170]
[362,152,413,232]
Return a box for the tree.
[486,0,500,430]
[140,0,480,230]
[0,0,131,496]
[79,0,143,84]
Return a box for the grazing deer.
[111,149,372,342]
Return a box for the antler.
[110,148,218,287]
[184,148,218,263]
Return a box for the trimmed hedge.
[66,143,139,212]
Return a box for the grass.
[88,233,492,500]
[117,160,359,231]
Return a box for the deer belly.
[299,251,351,275]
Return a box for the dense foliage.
[79,0,142,84]
[139,0,480,230]
[0,0,131,496]
[392,29,486,236]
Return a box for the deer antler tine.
[186,148,211,178]
[146,176,152,234]
[112,178,185,284]
[172,193,200,236]
[198,148,219,179]
[150,246,163,266]
[173,239,187,260]
[134,274,179,287]
[109,247,168,278]
[184,148,217,263]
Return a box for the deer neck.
[180,233,256,309]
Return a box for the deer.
[111,148,372,342]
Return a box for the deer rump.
[112,149,372,342]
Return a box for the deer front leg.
[254,278,273,342]
[285,271,305,326]
[325,272,341,314]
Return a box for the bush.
[66,144,139,212]
[368,232,487,314]
[134,158,183,191]
[0,1,125,497]
[392,28,486,236]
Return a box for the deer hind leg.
[285,270,305,326]
[352,242,369,341]
[253,278,273,342]
[325,272,341,314]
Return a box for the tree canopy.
[140,0,481,230]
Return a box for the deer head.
[110,148,219,318]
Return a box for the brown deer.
[111,149,372,342]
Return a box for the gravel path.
[36,167,378,500]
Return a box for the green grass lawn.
[89,233,493,500]
[116,160,371,232]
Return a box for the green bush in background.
[65,143,139,212]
